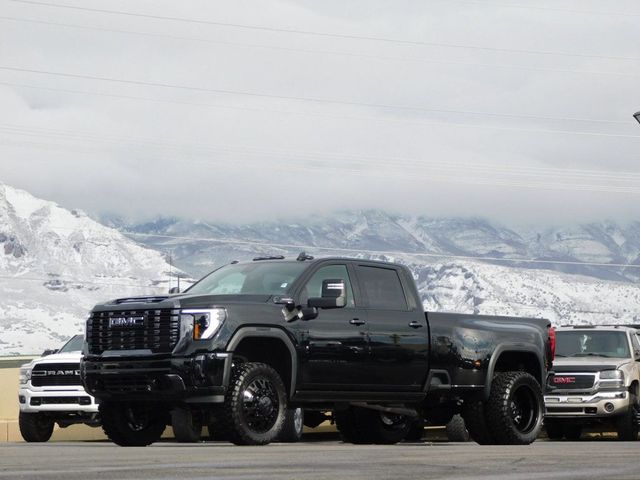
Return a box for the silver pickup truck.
[544,326,640,441]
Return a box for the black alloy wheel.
[220,362,287,445]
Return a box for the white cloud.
[0,0,639,225]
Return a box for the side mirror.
[168,287,180,294]
[42,348,58,357]
[308,279,347,309]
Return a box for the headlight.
[19,366,32,385]
[600,370,624,381]
[180,308,226,340]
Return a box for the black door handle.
[408,321,423,329]
[350,318,366,326]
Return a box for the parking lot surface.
[0,436,638,480]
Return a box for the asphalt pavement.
[0,434,637,480]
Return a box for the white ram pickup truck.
[544,326,640,441]
[18,335,100,442]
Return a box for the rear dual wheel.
[463,371,543,445]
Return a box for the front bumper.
[544,390,629,417]
[81,352,232,403]
[19,385,99,414]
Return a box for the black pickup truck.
[81,254,555,446]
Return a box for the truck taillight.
[549,326,556,361]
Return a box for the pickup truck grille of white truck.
[31,363,82,387]
[86,309,180,354]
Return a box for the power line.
[3,122,640,183]
[6,0,640,62]
[2,69,640,138]
[3,131,640,197]
[1,16,638,80]
[3,124,640,195]
[5,135,640,195]
[2,81,637,141]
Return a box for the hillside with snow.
[2,183,639,355]
[0,183,185,355]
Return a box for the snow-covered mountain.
[0,183,185,355]
[3,182,639,356]
[109,211,640,327]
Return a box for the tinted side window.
[300,265,355,308]
[356,266,408,310]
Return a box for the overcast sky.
[1,0,639,226]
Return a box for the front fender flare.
[225,327,298,396]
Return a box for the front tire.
[616,395,639,441]
[485,371,544,445]
[100,402,167,447]
[19,412,54,442]
[171,408,203,443]
[220,362,287,445]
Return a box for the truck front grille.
[30,396,92,406]
[31,363,82,387]
[86,309,180,354]
[547,373,595,391]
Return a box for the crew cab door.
[294,263,371,390]
[353,264,429,392]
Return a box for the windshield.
[58,334,84,353]
[186,262,308,296]
[556,331,630,358]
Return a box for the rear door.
[354,264,429,392]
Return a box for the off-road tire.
[543,420,564,440]
[19,412,54,442]
[485,371,544,445]
[277,407,304,443]
[616,394,639,441]
[171,408,203,443]
[335,407,411,445]
[219,362,287,446]
[563,424,582,441]
[445,414,470,442]
[99,402,167,447]
[462,400,496,445]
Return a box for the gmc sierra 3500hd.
[81,254,555,446]
[544,326,640,441]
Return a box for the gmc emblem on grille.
[108,316,144,328]
[553,376,576,384]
